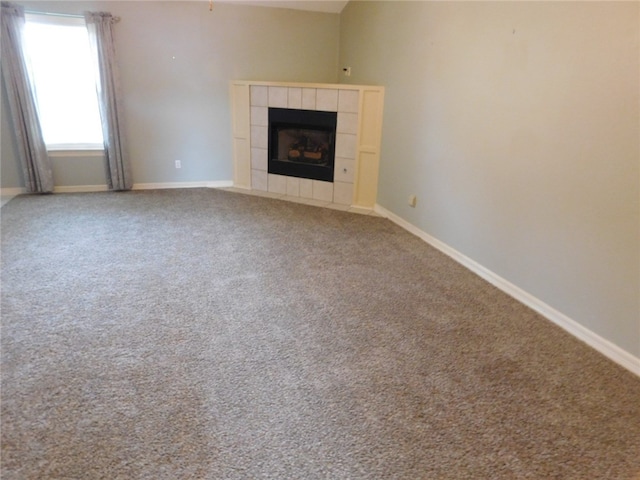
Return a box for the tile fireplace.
[230,81,384,208]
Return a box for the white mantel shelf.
[230,80,385,209]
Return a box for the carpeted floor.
[1,188,639,479]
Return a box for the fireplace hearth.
[268,108,337,183]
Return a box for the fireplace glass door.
[268,108,337,183]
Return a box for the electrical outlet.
[408,194,417,207]
[342,67,351,77]
[175,160,181,169]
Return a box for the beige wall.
[340,1,640,357]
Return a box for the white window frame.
[23,13,105,152]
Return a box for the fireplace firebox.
[268,108,337,183]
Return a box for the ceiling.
[221,0,350,14]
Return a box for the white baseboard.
[2,181,236,195]
[0,187,26,197]
[374,203,640,378]
[133,180,233,190]
[54,185,109,193]
[1,187,26,207]
[2,185,104,195]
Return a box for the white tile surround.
[231,81,384,210]
[249,85,358,205]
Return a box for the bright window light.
[23,14,104,151]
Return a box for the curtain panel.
[84,11,132,191]
[1,2,53,193]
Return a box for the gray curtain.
[84,11,132,191]
[1,2,53,193]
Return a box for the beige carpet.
[2,188,639,479]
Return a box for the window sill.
[47,148,105,157]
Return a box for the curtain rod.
[25,10,82,18]
[24,10,121,22]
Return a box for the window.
[22,14,104,151]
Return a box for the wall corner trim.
[374,203,640,378]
